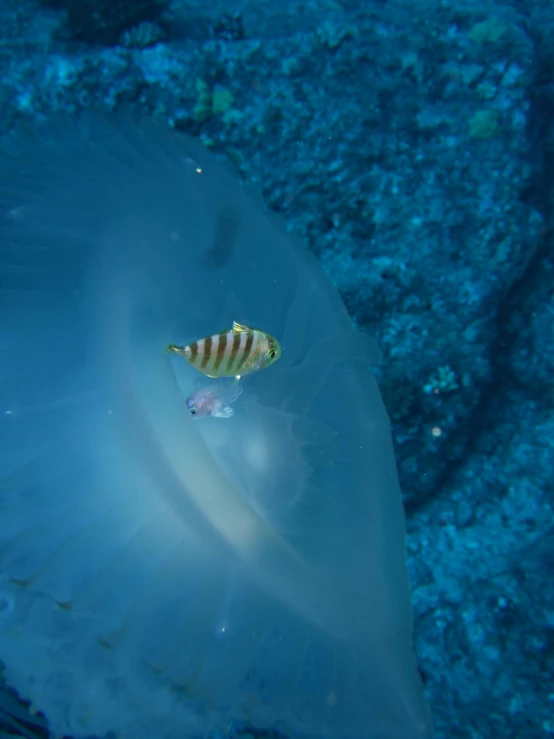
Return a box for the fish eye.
[269,350,276,359]
[189,407,197,415]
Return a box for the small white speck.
[5,410,12,415]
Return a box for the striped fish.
[167,321,281,379]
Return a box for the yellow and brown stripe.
[226,330,243,375]
[183,329,247,377]
[186,334,214,374]
[213,331,228,373]
[235,331,256,374]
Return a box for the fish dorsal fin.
[232,321,252,333]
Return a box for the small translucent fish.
[186,381,242,419]
[167,321,281,379]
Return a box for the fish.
[167,321,281,379]
[186,381,242,419]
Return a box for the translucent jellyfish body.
[0,118,433,738]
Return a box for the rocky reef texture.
[0,0,553,737]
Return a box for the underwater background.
[0,0,552,737]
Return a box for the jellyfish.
[0,117,433,738]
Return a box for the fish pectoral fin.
[232,321,252,333]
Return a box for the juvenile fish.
[186,381,242,419]
[167,321,281,379]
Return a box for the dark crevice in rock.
[405,26,554,516]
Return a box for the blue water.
[0,1,552,737]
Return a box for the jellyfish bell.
[0,117,433,738]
